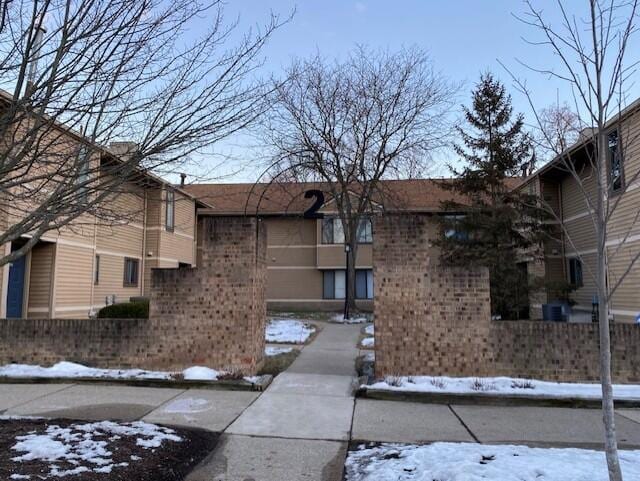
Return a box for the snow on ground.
[360,337,374,348]
[0,361,258,383]
[182,366,220,381]
[10,420,181,479]
[364,324,374,336]
[265,319,315,344]
[344,442,640,481]
[331,314,369,324]
[368,375,640,401]
[265,346,294,356]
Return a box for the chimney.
[180,173,186,187]
[25,16,47,97]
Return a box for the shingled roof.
[183,178,523,216]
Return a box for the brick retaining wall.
[0,216,267,375]
[373,213,640,382]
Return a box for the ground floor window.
[323,269,373,299]
[568,257,583,288]
[123,258,139,287]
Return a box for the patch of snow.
[360,337,374,348]
[266,319,315,344]
[0,361,262,384]
[162,398,210,414]
[10,474,31,479]
[10,420,181,479]
[332,314,369,324]
[0,361,170,380]
[364,324,374,336]
[367,375,640,401]
[362,351,375,363]
[345,442,640,481]
[265,346,294,356]
[181,366,220,381]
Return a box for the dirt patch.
[0,418,218,480]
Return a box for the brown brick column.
[373,213,491,378]
[149,216,266,374]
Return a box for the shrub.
[429,377,448,389]
[97,300,149,319]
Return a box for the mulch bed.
[0,418,218,481]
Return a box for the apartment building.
[522,100,640,323]
[185,179,470,311]
[0,99,205,319]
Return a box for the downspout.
[89,201,98,316]
[558,181,567,280]
[140,190,148,295]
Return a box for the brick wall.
[0,216,267,375]
[373,213,640,382]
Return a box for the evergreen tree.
[438,73,544,320]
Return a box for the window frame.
[165,188,175,232]
[123,257,139,287]
[607,128,625,195]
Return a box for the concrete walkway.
[189,321,362,480]
[4,322,640,480]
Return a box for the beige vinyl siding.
[96,224,144,257]
[560,162,597,219]
[607,187,640,240]
[268,218,316,245]
[607,239,640,319]
[562,215,597,254]
[267,268,324,300]
[566,251,597,309]
[53,243,93,318]
[92,253,143,307]
[26,242,55,317]
[158,230,193,264]
[267,246,316,267]
[317,244,373,268]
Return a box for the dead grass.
[258,350,300,376]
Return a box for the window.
[323,270,346,299]
[569,258,583,288]
[323,269,373,299]
[123,258,139,287]
[77,145,90,203]
[322,217,371,244]
[357,218,373,243]
[443,215,468,241]
[165,189,175,232]
[608,129,624,193]
[94,255,100,285]
[355,269,374,299]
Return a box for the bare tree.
[535,102,583,160]
[262,46,456,317]
[508,1,640,479]
[0,0,287,267]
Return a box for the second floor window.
[322,217,372,244]
[165,189,175,232]
[608,129,624,193]
[77,145,90,203]
[123,258,139,287]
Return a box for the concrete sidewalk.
[4,321,640,480]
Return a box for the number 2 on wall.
[303,190,325,219]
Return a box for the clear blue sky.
[200,0,640,182]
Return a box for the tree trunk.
[345,239,358,318]
[596,131,623,481]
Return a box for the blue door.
[7,255,26,318]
